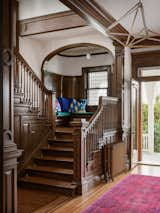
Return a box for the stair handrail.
[14,48,50,94]
[81,96,119,176]
[13,48,56,127]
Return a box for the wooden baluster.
[28,71,31,103]
[23,65,26,102]
[44,93,47,117]
[87,134,89,164]
[20,61,23,94]
[37,84,39,112]
[26,68,29,103]
[91,128,93,155]
[14,56,17,91]
[34,79,36,110]
[93,125,96,152]
[39,87,41,115]
[18,58,20,92]
[42,91,44,116]
[46,94,49,119]
[89,131,92,161]
[32,76,34,109]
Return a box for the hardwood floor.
[42,165,160,213]
[18,188,71,213]
[19,165,160,213]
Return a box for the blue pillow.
[58,97,71,112]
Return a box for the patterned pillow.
[78,99,87,112]
[69,98,87,113]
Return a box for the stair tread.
[56,127,74,133]
[42,146,73,152]
[20,176,77,189]
[27,165,73,174]
[48,138,74,142]
[35,156,74,162]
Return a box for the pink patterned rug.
[82,174,160,213]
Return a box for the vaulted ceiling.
[94,0,160,35]
[19,0,160,48]
[60,0,160,48]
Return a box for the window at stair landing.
[83,65,110,106]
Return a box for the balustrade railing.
[81,96,119,176]
[13,48,55,125]
[142,133,149,151]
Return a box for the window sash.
[88,71,108,89]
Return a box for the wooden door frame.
[138,81,142,161]
[138,76,160,163]
[130,79,140,168]
[136,70,160,163]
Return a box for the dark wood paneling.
[14,113,51,176]
[111,142,126,177]
[63,76,83,99]
[132,50,160,79]
[1,0,19,212]
[44,72,83,99]
[19,11,87,37]
[113,42,124,98]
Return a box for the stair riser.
[55,133,73,139]
[34,159,73,169]
[42,150,73,157]
[19,181,76,197]
[26,170,73,181]
[48,141,73,148]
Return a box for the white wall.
[19,32,115,79]
[43,33,115,59]
[19,0,69,20]
[19,37,47,78]
[45,54,113,76]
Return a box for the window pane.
[88,89,107,105]
[139,67,160,77]
[88,71,108,88]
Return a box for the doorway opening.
[141,81,160,165]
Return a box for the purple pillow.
[55,99,61,112]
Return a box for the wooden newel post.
[47,91,56,132]
[1,0,21,212]
[3,131,22,213]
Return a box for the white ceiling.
[19,0,69,20]
[94,0,160,35]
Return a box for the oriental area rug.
[82,174,160,213]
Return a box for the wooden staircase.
[14,48,121,196]
[19,126,79,196]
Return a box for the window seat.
[56,111,94,118]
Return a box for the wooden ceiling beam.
[19,10,87,37]
[59,0,129,45]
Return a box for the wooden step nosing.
[35,157,74,163]
[20,177,77,189]
[26,167,73,175]
[42,147,74,152]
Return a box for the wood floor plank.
[18,165,160,213]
